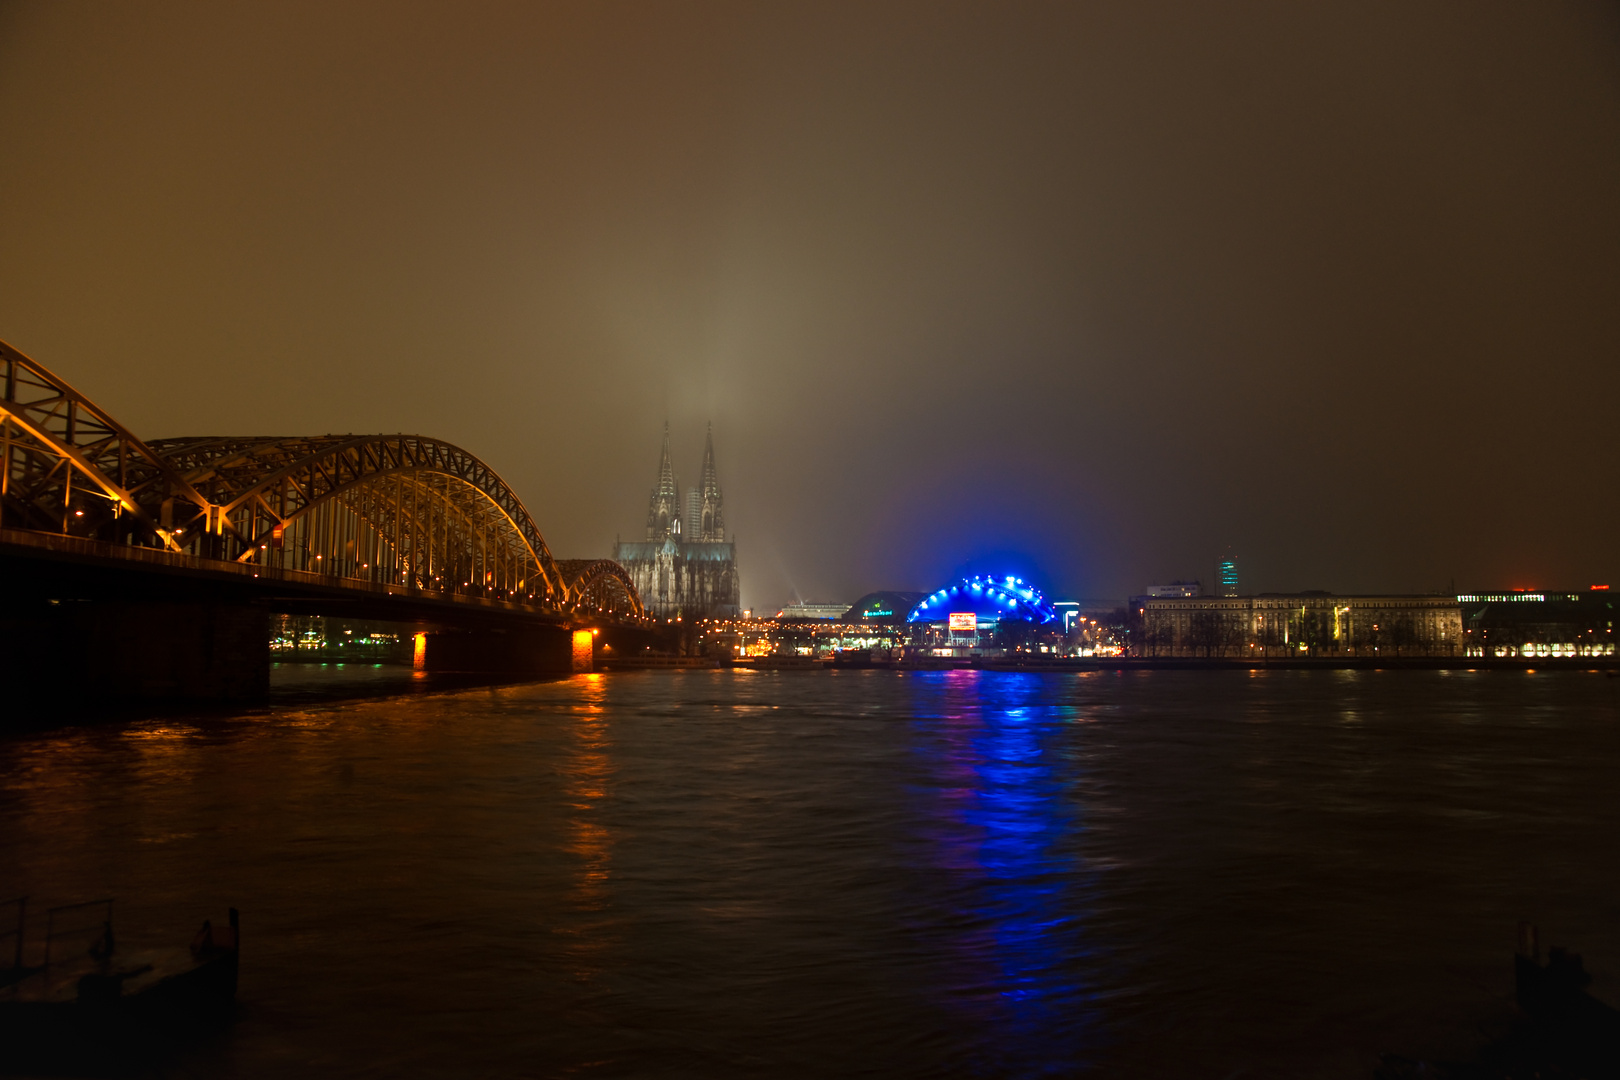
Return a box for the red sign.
[948,612,977,632]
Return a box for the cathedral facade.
[614,425,740,619]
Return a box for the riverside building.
[774,602,851,620]
[905,575,1062,658]
[1139,593,1464,658]
[1457,588,1616,658]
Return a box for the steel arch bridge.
[0,340,643,620]
[553,560,642,619]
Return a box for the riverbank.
[734,655,1620,674]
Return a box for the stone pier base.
[418,627,573,675]
[1,600,270,710]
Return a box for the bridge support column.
[418,627,573,675]
[1,600,269,709]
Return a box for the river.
[3,667,1617,1077]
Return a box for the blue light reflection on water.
[4,668,1619,1077]
[910,670,1100,1075]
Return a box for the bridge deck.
[1,526,569,628]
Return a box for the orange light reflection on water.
[560,673,616,982]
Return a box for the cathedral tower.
[698,423,725,542]
[645,423,680,541]
[616,424,740,619]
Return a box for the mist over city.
[3,3,1615,609]
[2,5,1617,1079]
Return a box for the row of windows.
[1149,600,1458,612]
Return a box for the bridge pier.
[1,599,269,710]
[417,627,575,676]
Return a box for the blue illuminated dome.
[905,575,1057,625]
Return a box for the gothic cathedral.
[613,425,740,619]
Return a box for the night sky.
[2,2,1615,609]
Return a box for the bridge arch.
[1,340,644,617]
[555,559,646,619]
[142,433,568,604]
[0,340,209,549]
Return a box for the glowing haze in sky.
[1,2,1615,609]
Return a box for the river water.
[3,667,1617,1078]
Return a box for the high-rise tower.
[682,489,703,542]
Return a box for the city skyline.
[1,3,1615,610]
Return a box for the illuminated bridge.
[0,339,648,702]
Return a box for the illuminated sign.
[863,608,893,618]
[948,612,977,632]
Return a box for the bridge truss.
[554,559,643,620]
[0,340,643,620]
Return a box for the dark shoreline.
[4,659,1610,738]
[900,657,1620,673]
[731,656,1619,674]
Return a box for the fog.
[3,1,1616,608]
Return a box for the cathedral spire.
[616,421,741,619]
[646,422,680,541]
[698,421,724,541]
[700,423,718,494]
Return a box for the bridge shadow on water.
[266,662,568,707]
[1,664,568,736]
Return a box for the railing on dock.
[43,898,112,967]
[1,896,24,970]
